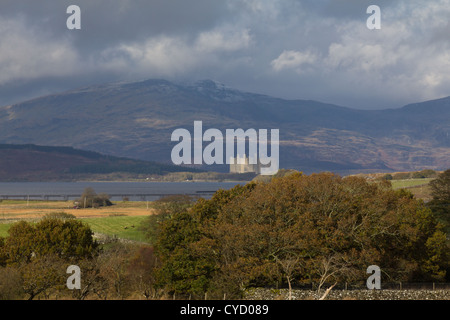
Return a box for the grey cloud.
[0,0,230,52]
[0,0,449,109]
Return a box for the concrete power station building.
[229,155,261,174]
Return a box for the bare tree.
[315,254,352,293]
[272,254,301,300]
[319,282,337,300]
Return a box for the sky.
[0,0,450,109]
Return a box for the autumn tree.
[154,173,448,298]
[0,266,24,299]
[154,210,215,298]
[428,169,450,231]
[67,257,107,300]
[153,184,256,298]
[1,217,99,299]
[19,254,66,300]
[0,237,5,267]
[3,218,98,265]
[140,195,197,244]
[127,246,158,299]
[429,169,450,202]
[97,242,157,300]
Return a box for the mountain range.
[0,79,449,174]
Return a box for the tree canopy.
[1,217,98,266]
[428,169,450,231]
[152,172,449,298]
[0,217,99,299]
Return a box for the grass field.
[84,215,149,242]
[390,178,434,189]
[0,223,11,237]
[390,178,434,202]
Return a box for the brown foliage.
[155,172,448,298]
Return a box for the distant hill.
[0,79,449,174]
[0,143,201,181]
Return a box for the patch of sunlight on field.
[0,223,11,238]
[390,178,433,189]
[0,215,150,242]
[82,215,149,242]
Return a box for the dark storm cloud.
[0,0,232,105]
[0,0,229,52]
[1,0,449,109]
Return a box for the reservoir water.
[0,181,245,201]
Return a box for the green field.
[83,215,149,242]
[390,178,433,189]
[0,223,11,238]
[0,215,149,242]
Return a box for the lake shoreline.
[0,181,243,202]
